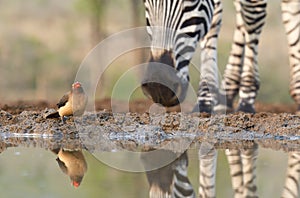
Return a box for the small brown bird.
[46,82,88,122]
[52,148,88,188]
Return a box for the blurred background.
[0,0,293,104]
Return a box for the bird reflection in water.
[51,148,87,188]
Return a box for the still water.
[0,134,298,198]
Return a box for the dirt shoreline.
[0,99,299,153]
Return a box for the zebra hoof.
[237,102,255,113]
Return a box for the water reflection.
[198,142,217,197]
[282,152,300,198]
[139,143,259,198]
[141,150,195,197]
[141,142,299,198]
[0,134,299,197]
[52,148,87,188]
[225,146,258,198]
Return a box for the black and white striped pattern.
[219,0,267,113]
[144,0,215,70]
[220,0,300,113]
[143,0,300,114]
[281,152,300,198]
[282,0,300,111]
[142,150,195,198]
[198,142,217,198]
[172,152,195,198]
[142,1,300,197]
[197,0,222,112]
[218,3,300,196]
[226,147,258,198]
[198,144,258,198]
[199,148,299,198]
[143,0,222,112]
[142,149,299,198]
[218,1,300,197]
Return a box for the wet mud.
[0,99,299,153]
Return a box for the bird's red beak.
[73,82,81,89]
[72,181,80,188]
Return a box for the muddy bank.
[0,100,299,153]
[1,108,300,136]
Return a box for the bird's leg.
[61,116,67,124]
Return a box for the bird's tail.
[46,111,60,118]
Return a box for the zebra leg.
[281,152,300,198]
[240,146,258,198]
[172,151,196,198]
[218,0,245,112]
[225,149,244,197]
[194,0,223,113]
[199,142,217,198]
[236,0,267,113]
[281,0,300,112]
[226,146,258,198]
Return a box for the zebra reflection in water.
[141,0,300,197]
[141,150,195,198]
[141,146,300,198]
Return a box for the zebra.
[216,0,267,113]
[140,0,300,198]
[141,0,300,113]
[225,147,259,198]
[216,2,267,197]
[199,142,258,198]
[140,1,257,197]
[219,1,300,197]
[141,0,222,113]
[201,148,300,198]
[140,1,256,198]
[142,146,300,198]
[219,0,300,113]
[281,152,300,198]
